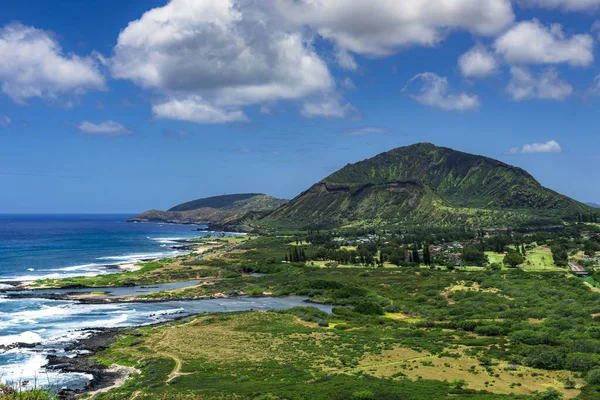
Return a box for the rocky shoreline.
[4,293,328,398]
[47,308,244,399]
[47,328,123,399]
[1,288,263,305]
[0,234,270,396]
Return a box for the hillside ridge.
[260,143,591,229]
[169,193,265,212]
[128,193,287,227]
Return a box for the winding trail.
[155,325,196,384]
[162,351,192,383]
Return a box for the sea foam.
[0,331,43,346]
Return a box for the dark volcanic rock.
[49,329,123,399]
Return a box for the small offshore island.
[3,144,600,400]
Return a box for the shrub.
[456,320,477,332]
[452,379,468,390]
[564,377,576,389]
[0,385,57,400]
[334,323,353,330]
[526,349,564,370]
[565,352,600,372]
[587,369,600,385]
[351,390,376,400]
[354,301,384,316]
[385,304,402,313]
[474,325,503,336]
[536,387,563,400]
[489,262,502,271]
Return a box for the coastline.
[0,237,246,299]
[3,262,145,291]
[3,289,243,304]
[48,295,328,399]
[1,257,169,291]
[0,233,268,397]
[1,236,228,291]
[48,328,124,399]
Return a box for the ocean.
[0,215,326,391]
[0,214,207,282]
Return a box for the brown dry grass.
[353,345,582,398]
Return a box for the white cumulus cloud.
[77,120,133,136]
[301,97,356,118]
[111,0,340,123]
[336,48,358,71]
[0,23,105,104]
[507,67,573,101]
[509,140,562,154]
[458,45,499,78]
[152,97,248,124]
[494,19,594,67]
[403,72,480,111]
[276,0,515,57]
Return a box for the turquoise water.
[0,215,325,391]
[0,214,209,282]
[0,295,330,391]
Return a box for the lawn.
[485,246,562,271]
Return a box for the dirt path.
[85,364,139,397]
[155,327,194,383]
[162,351,191,383]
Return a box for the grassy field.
[33,233,600,399]
[485,246,563,271]
[90,311,580,400]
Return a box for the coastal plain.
[20,228,600,400]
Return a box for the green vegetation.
[91,311,570,400]
[36,199,600,399]
[260,143,593,229]
[12,143,600,399]
[128,194,287,226]
[0,385,56,400]
[33,259,196,288]
[31,235,260,289]
[68,227,600,399]
[168,193,287,212]
[503,251,525,268]
[129,144,596,231]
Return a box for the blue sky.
[0,0,599,213]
